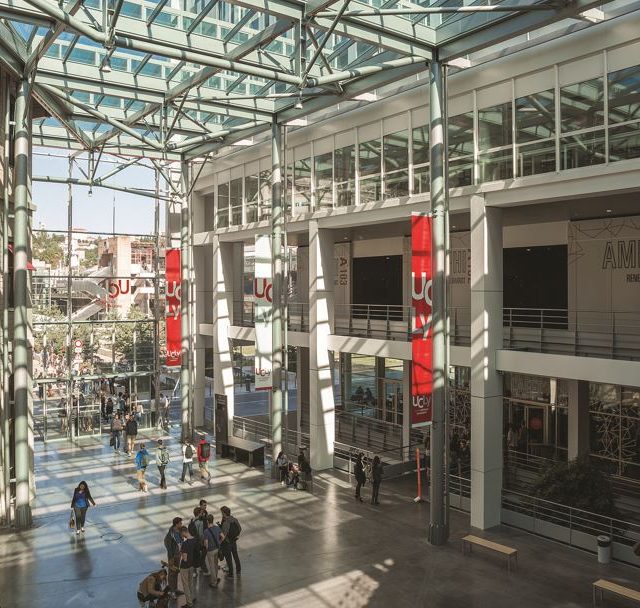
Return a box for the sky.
[32,148,165,236]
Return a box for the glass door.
[383,379,403,426]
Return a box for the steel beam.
[180,161,192,440]
[32,175,172,200]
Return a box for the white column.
[470,193,503,530]
[309,220,335,470]
[568,380,589,461]
[212,236,235,437]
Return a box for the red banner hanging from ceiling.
[411,213,433,427]
[165,248,181,367]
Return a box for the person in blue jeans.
[70,480,96,534]
[111,414,123,452]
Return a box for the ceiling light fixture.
[100,57,112,73]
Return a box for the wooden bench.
[461,535,518,572]
[593,579,640,606]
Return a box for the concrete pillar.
[568,380,590,461]
[309,220,335,470]
[470,193,503,530]
[12,77,32,528]
[212,236,235,438]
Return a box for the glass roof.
[0,0,632,160]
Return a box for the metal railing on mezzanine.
[232,415,309,455]
[232,300,309,332]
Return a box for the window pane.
[560,132,605,169]
[608,65,640,124]
[478,102,512,150]
[414,166,429,194]
[259,169,271,220]
[412,124,429,165]
[335,144,355,207]
[359,137,381,177]
[230,178,242,226]
[294,158,311,212]
[560,78,604,132]
[479,148,512,182]
[314,152,333,209]
[449,157,473,188]
[516,90,555,142]
[384,130,408,173]
[245,174,258,223]
[517,141,556,176]
[217,182,229,228]
[610,122,640,162]
[385,170,409,199]
[449,112,474,158]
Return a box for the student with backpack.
[219,506,242,577]
[135,443,150,492]
[196,437,212,485]
[180,440,195,484]
[203,515,222,588]
[156,439,170,489]
[125,413,138,456]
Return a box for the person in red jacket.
[197,437,212,485]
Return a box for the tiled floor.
[2,429,640,608]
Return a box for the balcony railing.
[230,301,640,361]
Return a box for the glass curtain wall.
[32,229,163,442]
[211,62,640,225]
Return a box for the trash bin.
[597,535,612,564]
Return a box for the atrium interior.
[1,0,640,605]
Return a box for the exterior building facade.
[189,12,640,531]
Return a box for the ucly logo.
[108,279,131,298]
[166,280,181,320]
[411,271,432,339]
[412,394,432,410]
[254,278,273,303]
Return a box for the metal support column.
[428,57,449,546]
[153,167,161,427]
[12,77,33,529]
[1,76,11,524]
[180,160,192,440]
[66,156,73,440]
[271,122,283,459]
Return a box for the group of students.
[137,503,242,607]
[275,449,312,490]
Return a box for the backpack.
[185,444,193,459]
[188,519,198,538]
[200,442,211,460]
[228,519,242,541]
[204,527,219,550]
[141,452,150,467]
[158,447,169,466]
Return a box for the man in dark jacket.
[163,517,183,597]
[354,453,366,502]
[125,414,138,456]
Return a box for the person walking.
[354,453,366,502]
[203,515,222,588]
[70,480,96,535]
[196,436,212,484]
[163,517,183,597]
[180,439,195,484]
[110,414,123,453]
[276,451,289,485]
[219,506,242,577]
[125,413,138,456]
[156,439,170,489]
[179,526,198,608]
[135,443,150,492]
[370,456,383,505]
[159,393,169,427]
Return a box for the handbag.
[69,511,76,529]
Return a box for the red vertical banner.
[411,213,433,427]
[165,248,181,367]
